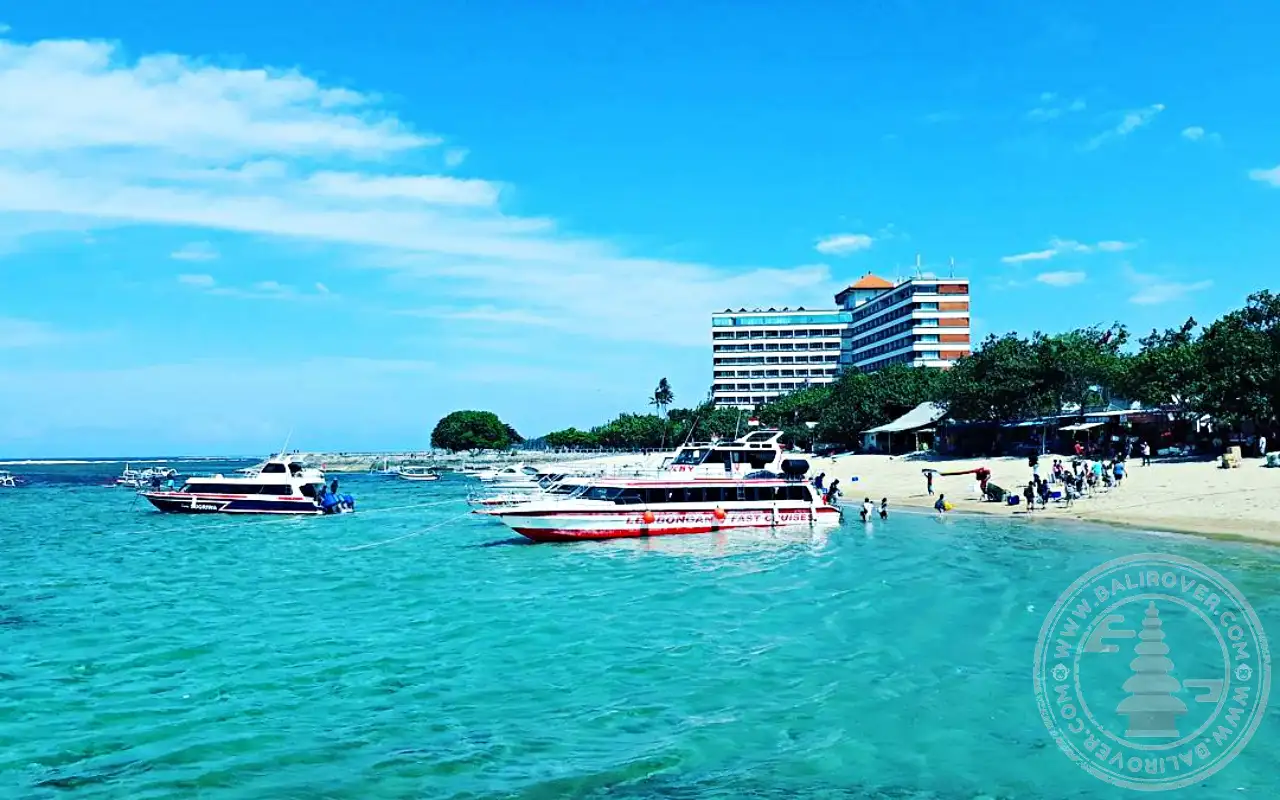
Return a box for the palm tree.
[650,378,675,449]
[650,378,675,418]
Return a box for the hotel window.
[919,351,940,360]
[917,302,939,311]
[918,318,939,327]
[918,334,939,343]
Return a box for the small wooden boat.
[399,466,440,482]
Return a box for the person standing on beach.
[925,470,934,495]
[1260,435,1269,458]
[1141,441,1151,466]
[1023,482,1036,512]
[1113,459,1125,486]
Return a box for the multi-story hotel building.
[710,308,850,408]
[836,273,972,372]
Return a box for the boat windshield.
[671,448,707,466]
[581,486,643,503]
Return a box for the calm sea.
[1,461,1278,798]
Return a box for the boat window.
[261,463,287,474]
[611,489,644,505]
[300,483,320,498]
[261,485,294,495]
[584,486,625,501]
[702,449,731,465]
[671,448,706,466]
[731,451,774,469]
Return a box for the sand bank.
[807,453,1280,545]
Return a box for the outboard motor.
[780,458,810,481]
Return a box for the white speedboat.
[399,466,440,482]
[0,470,17,488]
[139,453,355,515]
[478,460,839,543]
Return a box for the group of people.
[1024,451,1128,511]
[811,473,843,506]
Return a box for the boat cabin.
[664,429,787,476]
[571,480,817,505]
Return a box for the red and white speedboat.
[479,469,842,543]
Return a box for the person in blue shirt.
[934,494,947,514]
[1113,460,1126,486]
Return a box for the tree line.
[431,291,1279,452]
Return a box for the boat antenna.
[278,428,294,459]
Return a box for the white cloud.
[1181,126,1222,145]
[443,147,468,168]
[170,240,218,261]
[1001,249,1057,264]
[1248,165,1280,187]
[815,233,874,255]
[1001,237,1137,264]
[1035,270,1086,287]
[0,32,832,349]
[0,316,61,348]
[305,171,499,206]
[1084,103,1164,150]
[1125,267,1212,305]
[0,38,431,156]
[1027,93,1087,122]
[176,272,330,300]
[1095,240,1136,252]
[177,273,216,287]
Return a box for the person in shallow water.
[860,497,874,522]
[934,494,947,513]
[879,498,889,520]
[824,479,841,506]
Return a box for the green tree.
[942,333,1056,422]
[543,427,599,449]
[650,378,675,418]
[591,413,667,449]
[430,410,519,452]
[1035,324,1130,412]
[1123,318,1203,411]
[1197,291,1280,424]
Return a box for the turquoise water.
[2,462,1279,798]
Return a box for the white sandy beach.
[806,452,1280,543]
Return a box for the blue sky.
[1,2,1277,456]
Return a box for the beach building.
[711,307,850,408]
[836,273,972,373]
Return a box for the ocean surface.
[2,460,1278,799]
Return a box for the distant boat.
[369,456,401,476]
[139,453,355,515]
[399,466,440,482]
[0,470,17,488]
[115,463,178,488]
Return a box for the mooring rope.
[338,510,477,552]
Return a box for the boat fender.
[713,507,726,521]
[642,510,656,524]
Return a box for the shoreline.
[807,453,1280,547]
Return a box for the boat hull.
[495,506,841,542]
[140,491,324,515]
